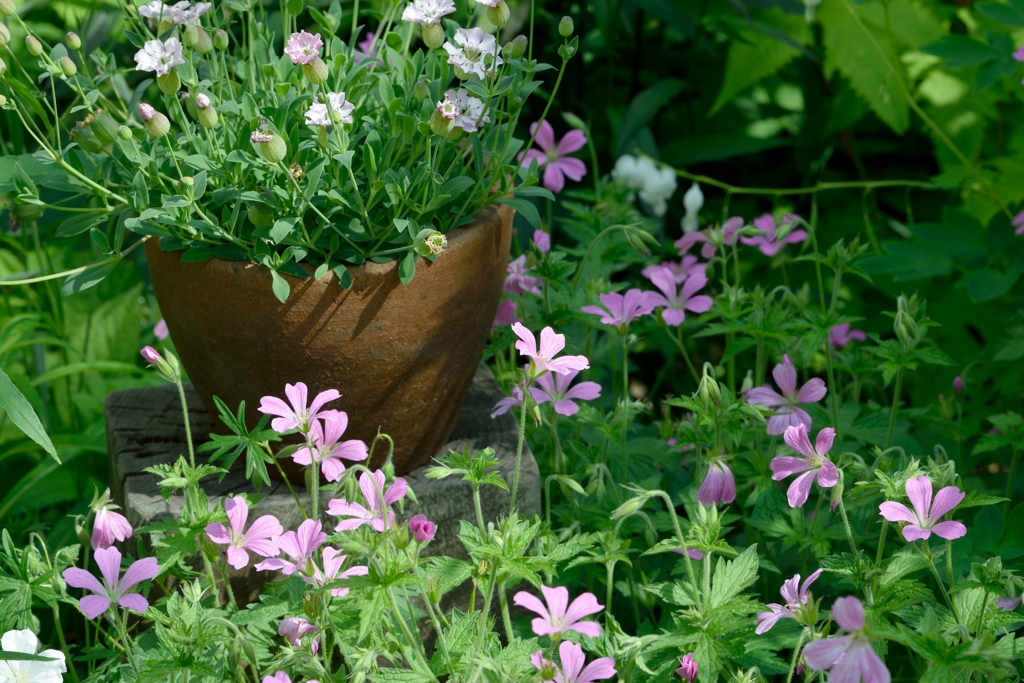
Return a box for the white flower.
[613,155,678,217]
[446,88,489,132]
[402,0,456,24]
[137,0,208,25]
[177,1,211,24]
[443,27,502,80]
[681,182,704,232]
[133,38,185,76]
[0,629,66,683]
[305,92,355,127]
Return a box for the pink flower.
[492,298,521,327]
[504,255,542,295]
[755,568,823,634]
[254,519,326,575]
[519,121,587,193]
[953,376,963,395]
[263,673,291,683]
[878,475,967,542]
[531,641,615,683]
[92,498,133,550]
[205,497,283,570]
[803,597,890,683]
[533,230,551,253]
[531,369,601,417]
[62,547,160,620]
[154,318,169,340]
[672,548,704,560]
[641,256,704,284]
[771,424,840,508]
[1013,210,1024,235]
[674,216,743,259]
[1014,46,1024,62]
[259,382,340,433]
[279,616,319,652]
[829,323,866,349]
[740,213,807,256]
[328,470,407,532]
[697,459,736,505]
[491,385,525,418]
[998,597,1021,611]
[512,323,590,378]
[408,514,437,542]
[581,289,656,329]
[746,355,827,435]
[140,346,163,365]
[513,585,603,638]
[645,271,713,327]
[284,30,323,64]
[292,412,368,482]
[354,32,379,63]
[675,653,698,682]
[304,547,368,597]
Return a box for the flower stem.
[653,491,700,601]
[885,368,903,450]
[387,587,438,682]
[269,445,308,519]
[175,379,196,469]
[51,605,81,683]
[836,498,857,554]
[605,561,616,627]
[621,339,629,482]
[510,381,529,516]
[498,581,515,643]
[785,630,806,683]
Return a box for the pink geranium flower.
[675,653,698,682]
[803,597,890,683]
[645,271,713,327]
[259,382,340,433]
[205,497,283,570]
[641,255,704,284]
[504,255,542,295]
[519,121,587,193]
[533,230,551,253]
[62,547,160,620]
[513,585,603,638]
[1013,210,1024,235]
[491,385,525,418]
[771,424,840,508]
[755,568,823,634]
[829,323,866,349]
[674,216,743,260]
[408,514,437,542]
[292,412,368,482]
[746,355,827,435]
[154,318,169,340]
[492,298,521,327]
[531,369,601,417]
[328,470,407,532]
[697,459,736,506]
[91,492,133,550]
[530,641,615,683]
[581,289,656,330]
[263,672,291,683]
[254,519,326,575]
[878,475,967,542]
[279,616,319,652]
[284,30,323,64]
[741,213,807,256]
[998,596,1021,611]
[305,547,368,597]
[512,323,590,378]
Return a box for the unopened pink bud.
[141,345,163,365]
[953,376,963,395]
[408,514,436,542]
[138,102,155,121]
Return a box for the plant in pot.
[0,0,579,477]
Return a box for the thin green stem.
[510,384,529,515]
[621,339,629,482]
[387,588,438,682]
[837,498,857,554]
[885,368,904,449]
[51,605,81,683]
[269,446,308,518]
[665,166,935,197]
[498,582,515,643]
[785,630,807,683]
[176,380,196,469]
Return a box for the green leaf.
[497,198,541,230]
[0,366,58,463]
[859,242,953,280]
[976,1,1024,26]
[960,268,1019,303]
[615,79,684,155]
[55,212,103,237]
[358,588,388,643]
[921,36,1000,68]
[709,544,759,608]
[270,217,299,244]
[399,250,417,285]
[61,259,118,296]
[271,270,290,303]
[0,649,62,662]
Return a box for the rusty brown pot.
[145,204,513,478]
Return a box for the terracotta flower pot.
[145,204,514,479]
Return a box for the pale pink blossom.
[328,470,407,532]
[292,412,368,482]
[803,597,890,683]
[512,323,590,378]
[92,495,133,550]
[140,345,163,365]
[304,547,368,597]
[674,217,742,259]
[645,271,713,327]
[771,424,840,508]
[305,92,356,127]
[154,318,169,340]
[531,369,601,417]
[254,519,326,575]
[408,514,436,542]
[746,355,827,435]
[205,497,283,570]
[354,32,379,63]
[513,585,603,638]
[878,475,967,542]
[279,617,319,653]
[1013,210,1024,235]
[504,255,541,295]
[641,256,704,284]
[402,0,456,23]
[533,230,551,253]
[491,385,525,418]
[62,547,160,620]
[443,28,502,80]
[675,653,698,682]
[284,31,323,64]
[263,672,291,683]
[519,121,587,193]
[446,88,489,132]
[756,569,823,634]
[998,597,1021,611]
[829,323,866,349]
[581,289,656,329]
[953,376,964,395]
[741,213,807,256]
[492,298,520,327]
[259,382,340,433]
[531,641,615,683]
[697,459,736,506]
[133,38,184,76]
[672,548,705,561]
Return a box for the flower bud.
[12,203,44,223]
[740,370,753,395]
[194,27,213,54]
[953,376,963,396]
[69,118,104,153]
[0,23,10,48]
[508,34,527,59]
[302,57,329,85]
[59,56,77,77]
[157,71,180,95]
[252,131,287,163]
[91,110,119,144]
[421,22,445,49]
[558,16,574,37]
[611,495,648,520]
[698,363,721,408]
[25,35,43,56]
[182,23,200,47]
[414,228,446,257]
[0,94,6,106]
[0,0,14,16]
[0,56,6,77]
[66,31,81,50]
[426,575,442,604]
[247,203,274,227]
[117,125,133,140]
[409,514,437,543]
[142,346,180,382]
[486,0,510,26]
[413,80,430,101]
[213,29,229,51]
[391,524,411,550]
[429,96,459,137]
[139,103,171,137]
[196,93,218,127]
